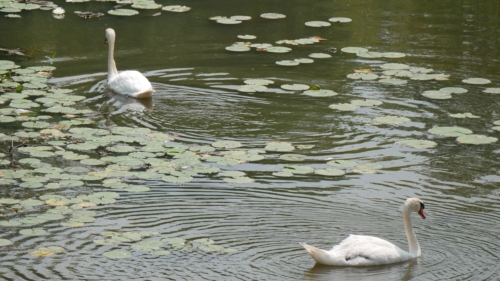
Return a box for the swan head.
[405,198,426,219]
[105,28,115,44]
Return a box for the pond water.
[1,0,500,280]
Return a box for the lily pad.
[456,135,497,145]
[422,90,452,100]
[260,13,286,19]
[103,250,132,259]
[350,99,383,107]
[276,60,299,66]
[462,78,491,85]
[395,139,438,149]
[238,35,256,40]
[0,239,12,247]
[379,78,407,85]
[372,115,411,125]
[428,126,472,137]
[303,89,338,97]
[281,84,309,91]
[314,168,345,176]
[237,85,267,93]
[108,9,139,16]
[308,53,331,59]
[212,140,242,149]
[282,165,314,174]
[483,88,500,94]
[449,112,479,118]
[341,47,368,54]
[20,228,47,236]
[327,159,358,168]
[279,154,306,161]
[162,5,190,12]
[217,18,241,24]
[440,87,468,94]
[329,103,359,111]
[329,17,352,23]
[265,141,294,152]
[380,63,410,70]
[305,21,331,27]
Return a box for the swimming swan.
[300,197,426,266]
[105,28,153,98]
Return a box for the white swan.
[105,28,153,98]
[300,197,426,266]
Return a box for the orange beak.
[418,208,426,219]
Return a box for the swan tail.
[300,243,336,265]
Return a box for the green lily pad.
[132,239,163,251]
[382,52,406,58]
[162,237,186,246]
[449,112,479,118]
[456,135,497,145]
[244,79,274,86]
[347,73,379,80]
[329,103,359,111]
[462,78,491,85]
[237,34,256,40]
[265,46,292,53]
[350,99,383,107]
[356,51,383,58]
[226,46,251,52]
[265,141,294,152]
[279,154,306,161]
[379,78,407,85]
[305,21,331,27]
[483,88,500,94]
[162,5,190,12]
[329,17,352,23]
[308,53,332,59]
[0,220,22,227]
[327,159,358,167]
[281,84,310,91]
[303,89,338,97]
[20,228,47,236]
[341,47,368,54]
[295,58,314,63]
[212,140,242,149]
[260,13,286,19]
[440,87,467,94]
[373,115,411,125]
[380,63,410,70]
[0,239,12,247]
[272,171,294,177]
[395,139,438,149]
[108,9,139,16]
[103,250,132,259]
[314,168,345,176]
[162,175,193,183]
[237,84,267,93]
[223,176,255,183]
[276,60,299,66]
[282,165,314,174]
[428,126,472,137]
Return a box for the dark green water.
[1,1,499,280]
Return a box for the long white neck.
[107,35,118,81]
[403,205,421,257]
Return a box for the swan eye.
[420,202,425,209]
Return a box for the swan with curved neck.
[105,28,153,98]
[300,198,426,266]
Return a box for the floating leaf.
[379,78,407,85]
[329,103,359,111]
[314,168,345,176]
[272,171,294,177]
[483,88,500,94]
[308,53,331,59]
[456,135,497,145]
[279,154,306,161]
[276,60,299,66]
[162,5,190,12]
[305,21,331,27]
[225,45,251,52]
[449,112,479,118]
[282,165,314,174]
[428,126,472,137]
[0,239,12,247]
[20,228,47,236]
[327,159,358,168]
[329,17,352,23]
[380,63,410,70]
[462,78,491,85]
[281,84,310,91]
[341,47,368,54]
[244,79,274,86]
[260,13,286,19]
[303,89,338,97]
[265,141,294,152]
[350,99,383,107]
[440,87,467,94]
[103,250,132,259]
[238,34,256,40]
[395,139,438,149]
[237,84,267,93]
[212,140,242,149]
[108,9,139,16]
[217,18,241,24]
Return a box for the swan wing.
[108,70,153,98]
[328,234,412,265]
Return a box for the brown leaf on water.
[355,68,373,73]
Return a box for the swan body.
[301,198,426,266]
[105,28,153,98]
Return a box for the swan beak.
[104,38,108,45]
[418,208,426,219]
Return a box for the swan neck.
[107,35,118,81]
[403,205,420,257]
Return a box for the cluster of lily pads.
[0,0,65,19]
[95,231,237,259]
[304,17,352,27]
